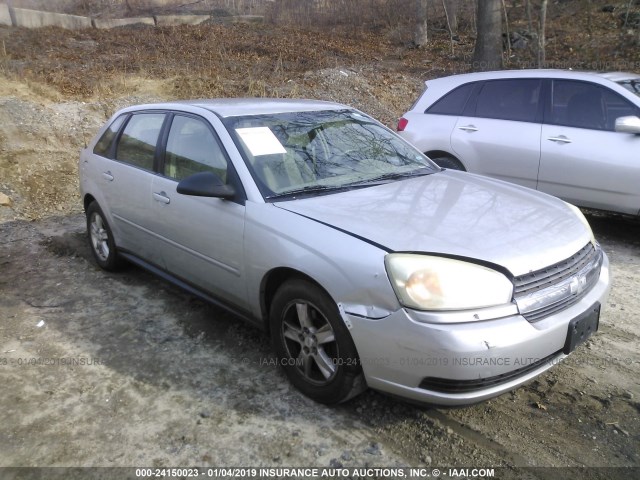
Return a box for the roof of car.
[426,69,639,85]
[122,98,348,118]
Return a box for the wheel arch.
[425,150,466,171]
[260,267,335,336]
[83,194,97,212]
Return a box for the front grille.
[513,243,602,322]
[418,351,560,393]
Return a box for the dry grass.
[0,1,637,103]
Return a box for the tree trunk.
[472,0,503,71]
[538,0,548,67]
[444,0,458,34]
[414,0,429,47]
[525,0,533,34]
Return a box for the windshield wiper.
[266,168,436,200]
[265,184,347,200]
[344,167,436,187]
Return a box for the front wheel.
[270,280,365,404]
[86,201,124,271]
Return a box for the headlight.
[385,254,513,311]
[566,202,596,245]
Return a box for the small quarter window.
[427,83,474,115]
[116,113,165,170]
[93,115,126,158]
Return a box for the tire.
[431,155,466,171]
[270,279,366,404]
[86,201,124,271]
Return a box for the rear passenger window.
[427,83,474,115]
[93,115,126,158]
[164,115,228,182]
[475,79,542,123]
[116,113,165,170]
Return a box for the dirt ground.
[0,5,639,477]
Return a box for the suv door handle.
[102,171,114,181]
[458,125,478,132]
[153,191,170,204]
[547,135,572,144]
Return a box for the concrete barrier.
[12,7,91,29]
[155,14,210,26]
[93,17,155,29]
[0,3,12,26]
[1,6,264,30]
[231,15,264,24]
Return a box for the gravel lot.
[0,210,638,478]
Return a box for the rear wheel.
[430,155,466,171]
[86,202,124,271]
[270,280,365,404]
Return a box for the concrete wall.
[12,7,92,29]
[0,4,263,30]
[155,14,210,26]
[93,17,155,29]
[0,3,12,26]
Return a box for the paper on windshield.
[236,127,287,156]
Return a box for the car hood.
[275,171,592,277]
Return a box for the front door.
[148,114,248,308]
[538,79,640,215]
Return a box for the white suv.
[398,70,640,216]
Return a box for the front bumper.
[346,253,611,406]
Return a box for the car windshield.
[617,79,640,98]
[223,109,438,199]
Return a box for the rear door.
[108,112,167,266]
[538,79,640,214]
[450,78,543,189]
[148,113,248,308]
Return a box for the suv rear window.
[426,83,474,115]
[474,79,542,123]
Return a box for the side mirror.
[615,116,640,135]
[177,171,235,199]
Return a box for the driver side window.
[550,80,639,131]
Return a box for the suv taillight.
[397,117,408,132]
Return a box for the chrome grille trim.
[514,243,602,322]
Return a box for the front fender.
[243,202,401,321]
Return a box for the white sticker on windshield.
[236,127,287,156]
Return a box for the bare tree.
[623,0,633,27]
[472,0,503,71]
[414,0,429,47]
[525,0,533,34]
[444,0,458,34]
[538,0,548,67]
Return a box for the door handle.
[458,125,478,132]
[547,135,572,144]
[102,171,114,181]
[153,192,170,205]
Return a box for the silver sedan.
[79,99,610,405]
